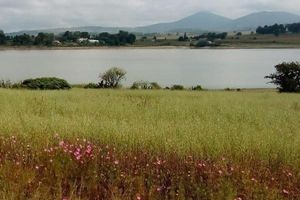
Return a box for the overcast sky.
[0,0,299,32]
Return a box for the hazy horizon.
[0,0,299,32]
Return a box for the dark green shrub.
[0,80,23,89]
[12,83,22,89]
[150,82,161,89]
[84,83,100,89]
[131,81,162,90]
[130,83,139,89]
[131,81,148,89]
[195,40,209,47]
[171,85,184,90]
[22,77,71,90]
[0,80,13,88]
[265,62,300,93]
[192,85,203,91]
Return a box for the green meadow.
[0,88,299,199]
[1,89,299,164]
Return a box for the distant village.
[0,30,137,46]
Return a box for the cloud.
[0,0,299,32]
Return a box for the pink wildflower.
[251,177,257,183]
[59,141,65,147]
[86,145,93,154]
[283,189,289,195]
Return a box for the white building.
[78,38,88,43]
[88,39,99,44]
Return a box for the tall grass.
[0,89,299,199]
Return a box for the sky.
[0,0,299,32]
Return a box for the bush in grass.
[171,85,184,90]
[265,62,300,93]
[0,80,23,89]
[195,40,209,47]
[150,82,162,89]
[99,67,126,88]
[21,77,71,90]
[84,83,100,89]
[192,85,203,91]
[131,81,161,90]
[12,83,22,89]
[0,80,13,88]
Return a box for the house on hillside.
[77,38,99,44]
[53,40,61,46]
[88,39,99,44]
[78,38,88,43]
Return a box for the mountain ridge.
[7,11,300,35]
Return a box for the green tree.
[34,33,54,46]
[256,24,286,35]
[80,32,90,38]
[96,31,136,46]
[265,62,300,93]
[12,34,34,45]
[62,31,74,42]
[0,30,6,45]
[127,33,136,44]
[99,67,127,88]
[287,23,300,33]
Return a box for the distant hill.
[229,11,300,31]
[7,26,133,36]
[135,12,231,33]
[7,11,300,35]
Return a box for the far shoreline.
[1,45,300,51]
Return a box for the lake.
[0,49,299,89]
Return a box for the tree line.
[0,30,136,46]
[256,22,300,36]
[192,32,228,41]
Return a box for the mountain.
[7,11,300,35]
[135,12,232,33]
[230,11,300,31]
[137,11,300,32]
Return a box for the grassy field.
[0,89,299,199]
[133,33,300,48]
[222,34,300,48]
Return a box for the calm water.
[0,49,299,88]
